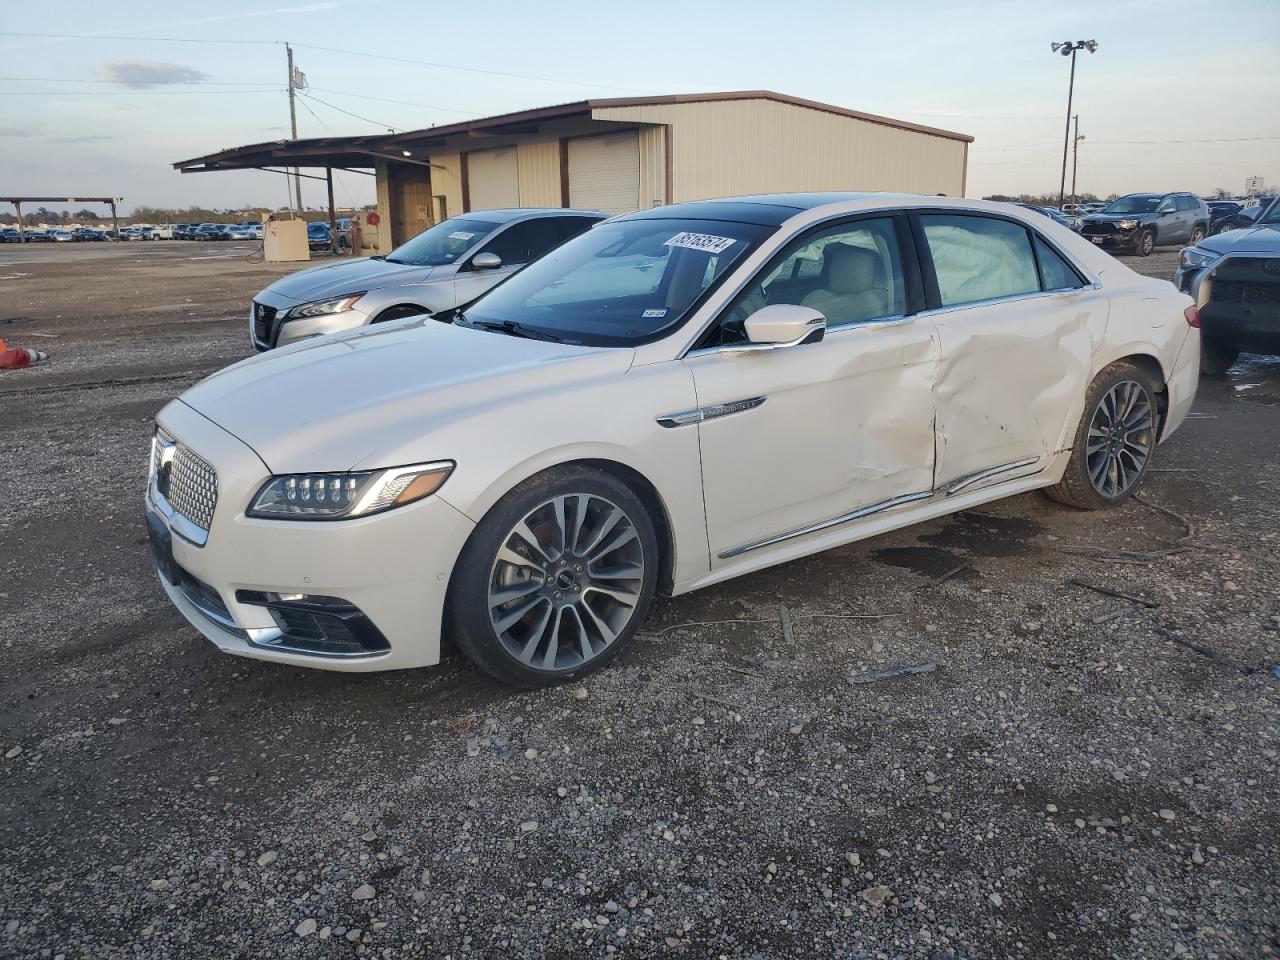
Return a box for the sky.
[1,0,1277,215]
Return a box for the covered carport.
[3,196,123,242]
[172,137,434,253]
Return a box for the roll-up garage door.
[468,148,519,211]
[567,131,640,216]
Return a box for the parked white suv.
[249,209,604,351]
[147,194,1199,687]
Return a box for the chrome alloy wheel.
[487,494,645,670]
[1086,380,1155,498]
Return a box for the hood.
[1195,224,1280,256]
[178,318,634,473]
[1083,212,1152,224]
[262,257,444,302]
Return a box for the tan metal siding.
[467,147,520,210]
[593,99,966,199]
[517,140,561,207]
[430,153,464,221]
[636,126,667,208]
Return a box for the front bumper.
[147,401,475,672]
[1080,227,1139,249]
[1177,255,1280,352]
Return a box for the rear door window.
[920,215,1040,307]
[1033,236,1086,291]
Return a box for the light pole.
[1051,40,1097,209]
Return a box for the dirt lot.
[1,240,1277,960]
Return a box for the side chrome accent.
[657,396,766,428]
[942,456,1041,496]
[718,320,825,356]
[718,490,933,559]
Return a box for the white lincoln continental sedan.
[146,194,1200,687]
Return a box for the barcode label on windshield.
[664,232,736,255]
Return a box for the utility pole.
[1051,40,1097,209]
[1070,115,1081,206]
[286,44,303,216]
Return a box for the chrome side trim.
[657,396,766,428]
[687,314,912,358]
[942,456,1041,496]
[718,490,933,559]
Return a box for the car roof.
[617,193,917,227]
[461,207,607,223]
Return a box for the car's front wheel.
[1133,228,1155,257]
[1189,225,1205,245]
[446,465,659,688]
[1046,361,1160,510]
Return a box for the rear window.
[920,215,1039,306]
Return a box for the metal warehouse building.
[175,90,972,253]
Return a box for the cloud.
[102,60,209,88]
[0,125,44,137]
[50,135,118,144]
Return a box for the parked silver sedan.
[250,209,604,351]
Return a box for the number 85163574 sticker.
[663,232,737,255]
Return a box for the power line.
[0,76,279,86]
[1084,136,1280,145]
[0,31,277,45]
[301,92,397,132]
[0,89,280,96]
[285,42,650,93]
[307,86,476,116]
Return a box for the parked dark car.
[1,228,21,243]
[1175,197,1280,374]
[306,221,332,250]
[1017,204,1077,230]
[173,224,194,240]
[1079,192,1210,257]
[71,227,104,242]
[194,224,225,240]
[1207,201,1244,235]
[1226,198,1276,233]
[25,231,54,243]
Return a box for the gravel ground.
[0,242,1277,959]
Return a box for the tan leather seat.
[802,244,889,325]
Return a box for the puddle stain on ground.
[872,510,1045,576]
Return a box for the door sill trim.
[942,457,1041,496]
[718,490,932,560]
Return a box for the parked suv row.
[1079,192,1209,257]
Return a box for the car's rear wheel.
[1134,229,1155,257]
[1046,362,1159,510]
[1189,225,1205,245]
[446,465,659,688]
[1200,337,1239,376]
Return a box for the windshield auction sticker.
[448,231,477,241]
[664,232,737,255]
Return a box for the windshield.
[387,217,500,266]
[1259,199,1280,225]
[1103,195,1162,214]
[462,217,771,346]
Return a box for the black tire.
[372,304,429,324]
[1189,225,1205,245]
[1133,228,1155,257]
[445,465,660,688]
[1214,222,1233,236]
[1200,337,1239,376]
[1046,361,1161,510]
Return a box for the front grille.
[1211,280,1280,306]
[177,568,233,623]
[1081,222,1120,236]
[253,301,277,346]
[154,428,218,532]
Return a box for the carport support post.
[109,199,119,242]
[326,168,338,255]
[13,201,23,243]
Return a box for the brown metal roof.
[173,90,972,172]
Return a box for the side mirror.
[471,251,502,271]
[728,304,826,354]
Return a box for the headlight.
[1116,219,1138,231]
[247,461,454,520]
[1178,247,1221,271]
[287,292,365,320]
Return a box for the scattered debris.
[779,605,795,645]
[922,562,970,588]
[849,662,937,685]
[1070,578,1160,608]
[1154,627,1257,675]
